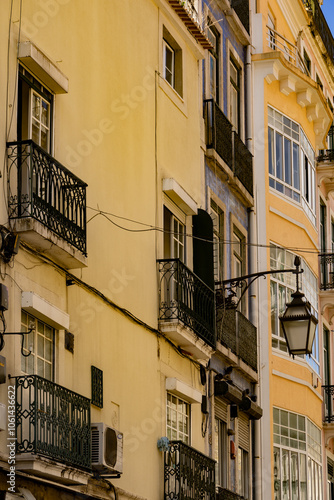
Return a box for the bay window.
[268,107,315,225]
[273,408,322,500]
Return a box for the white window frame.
[273,408,322,500]
[210,198,224,282]
[270,244,319,373]
[163,39,175,89]
[166,392,190,444]
[268,106,316,226]
[227,40,244,140]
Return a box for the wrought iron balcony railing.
[322,385,334,423]
[319,253,334,290]
[302,0,334,65]
[164,440,216,500]
[317,125,334,162]
[216,294,257,372]
[15,375,91,470]
[317,150,334,162]
[158,259,216,349]
[231,0,249,34]
[266,26,310,76]
[203,100,253,196]
[7,140,87,255]
[216,488,244,500]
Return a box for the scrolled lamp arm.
[0,328,34,357]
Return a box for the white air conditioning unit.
[91,423,123,475]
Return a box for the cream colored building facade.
[0,1,216,499]
[252,0,334,498]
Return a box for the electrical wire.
[19,241,202,371]
[86,206,323,255]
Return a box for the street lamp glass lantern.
[279,290,318,356]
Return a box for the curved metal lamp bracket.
[0,328,34,357]
[217,257,303,310]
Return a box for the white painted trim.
[18,41,68,94]
[163,178,198,215]
[21,292,69,330]
[166,377,202,403]
[272,369,323,400]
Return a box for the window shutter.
[192,209,214,290]
[215,397,228,422]
[238,412,250,452]
[91,366,103,408]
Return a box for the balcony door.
[18,65,53,153]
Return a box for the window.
[210,199,224,282]
[303,49,311,75]
[214,417,228,488]
[207,24,220,101]
[268,12,276,49]
[166,392,190,443]
[268,107,316,225]
[316,74,323,92]
[163,40,174,88]
[270,244,319,372]
[163,27,183,97]
[18,65,53,153]
[230,57,240,133]
[238,447,249,498]
[164,206,185,262]
[273,408,322,500]
[21,311,55,381]
[232,227,246,312]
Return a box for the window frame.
[273,408,322,500]
[206,20,221,103]
[163,39,175,89]
[270,244,319,373]
[210,198,225,282]
[166,392,191,444]
[162,26,183,98]
[21,310,55,381]
[229,56,241,134]
[18,65,54,154]
[268,106,316,226]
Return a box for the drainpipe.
[246,2,262,498]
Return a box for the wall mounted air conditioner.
[91,423,123,475]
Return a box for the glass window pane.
[276,133,283,180]
[284,138,292,185]
[269,128,275,175]
[37,334,44,357]
[293,143,299,189]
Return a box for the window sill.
[159,76,188,116]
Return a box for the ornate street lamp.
[279,257,318,356]
[217,255,318,357]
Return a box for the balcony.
[319,253,334,290]
[167,0,212,49]
[253,26,333,148]
[7,140,87,268]
[216,296,258,375]
[203,99,253,200]
[216,488,244,500]
[158,259,216,359]
[323,385,334,423]
[14,375,91,484]
[266,26,309,76]
[302,0,334,65]
[164,441,215,499]
[322,385,334,447]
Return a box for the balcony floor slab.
[159,320,214,361]
[12,217,87,269]
[15,454,91,485]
